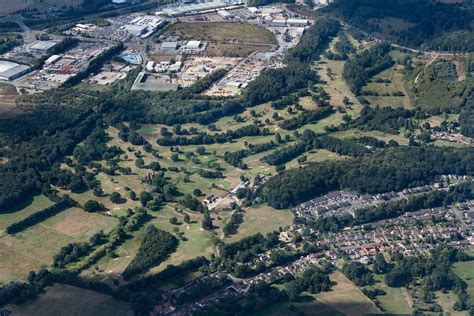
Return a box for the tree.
[135,158,145,168]
[183,213,191,223]
[110,192,125,204]
[84,200,104,212]
[140,191,152,207]
[170,217,178,225]
[373,253,391,274]
[202,212,213,230]
[193,189,202,197]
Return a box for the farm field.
[315,271,381,316]
[6,284,133,316]
[0,83,19,116]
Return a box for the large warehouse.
[0,60,32,81]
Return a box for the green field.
[0,207,117,283]
[6,284,133,316]
[453,260,474,303]
[315,271,381,316]
[0,194,53,231]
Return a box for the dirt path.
[452,60,466,81]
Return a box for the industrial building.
[0,61,31,81]
[287,18,309,27]
[162,1,230,17]
[29,40,59,52]
[161,41,179,52]
[217,10,234,19]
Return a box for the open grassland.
[0,207,117,283]
[435,291,466,315]
[369,274,412,313]
[6,284,133,316]
[0,83,19,116]
[362,64,412,109]
[225,205,293,243]
[82,206,215,282]
[453,260,474,303]
[332,129,409,146]
[0,194,53,231]
[315,271,381,316]
[163,22,275,57]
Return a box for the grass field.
[362,64,412,109]
[332,129,409,146]
[81,206,215,282]
[225,205,293,243]
[6,284,133,316]
[369,274,412,313]
[453,260,474,303]
[315,271,381,316]
[0,207,117,283]
[0,194,53,232]
[163,22,275,57]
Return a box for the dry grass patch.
[316,271,381,316]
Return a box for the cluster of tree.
[285,18,341,63]
[0,22,22,33]
[323,0,474,52]
[180,194,207,213]
[343,43,394,95]
[285,265,333,300]
[385,246,471,310]
[223,141,275,169]
[459,107,474,138]
[0,35,22,54]
[352,136,386,149]
[342,261,374,286]
[198,169,223,179]
[345,105,418,134]
[125,256,209,293]
[262,142,307,166]
[122,225,179,280]
[222,207,244,236]
[261,146,474,208]
[219,232,280,263]
[53,231,106,268]
[262,130,371,167]
[243,63,318,106]
[326,31,355,60]
[279,107,335,130]
[195,281,288,316]
[305,134,371,157]
[185,69,228,94]
[174,276,231,305]
[157,125,266,146]
[5,196,76,234]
